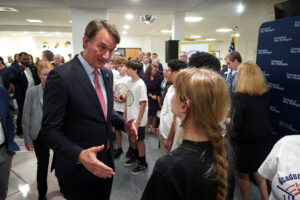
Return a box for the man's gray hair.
[42,50,54,61]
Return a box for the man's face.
[54,56,62,65]
[138,52,144,61]
[179,53,187,63]
[113,52,121,59]
[152,54,157,60]
[83,28,117,69]
[167,67,174,83]
[152,59,159,68]
[162,67,168,78]
[225,58,239,70]
[142,56,149,64]
[20,55,30,66]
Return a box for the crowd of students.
[0,46,296,200]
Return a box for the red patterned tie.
[94,69,109,149]
[94,69,107,120]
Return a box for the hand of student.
[156,127,160,137]
[134,122,140,130]
[164,139,172,150]
[113,94,122,102]
[78,145,115,179]
[25,142,34,151]
[124,118,138,142]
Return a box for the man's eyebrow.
[98,42,115,51]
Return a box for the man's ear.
[181,101,190,114]
[83,36,89,49]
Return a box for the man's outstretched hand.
[78,145,115,179]
[124,118,138,142]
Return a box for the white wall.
[0,35,73,62]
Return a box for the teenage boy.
[113,58,131,158]
[123,60,148,175]
[157,60,186,155]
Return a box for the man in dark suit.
[8,52,40,137]
[40,19,137,200]
[0,86,20,199]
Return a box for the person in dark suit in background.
[8,52,40,137]
[0,86,20,199]
[40,19,137,200]
[225,51,242,96]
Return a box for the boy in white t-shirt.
[123,60,148,175]
[113,58,131,158]
[258,135,300,200]
[158,60,186,156]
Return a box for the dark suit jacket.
[0,86,19,152]
[219,65,228,79]
[232,91,272,142]
[40,55,125,186]
[8,63,40,103]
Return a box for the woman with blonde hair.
[22,61,54,200]
[231,62,271,200]
[142,68,235,200]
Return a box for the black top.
[232,91,272,142]
[141,140,235,200]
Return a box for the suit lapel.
[37,84,43,106]
[71,56,105,118]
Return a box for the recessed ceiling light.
[0,7,18,12]
[206,38,216,41]
[124,25,130,29]
[237,4,244,13]
[24,32,29,34]
[161,29,172,33]
[216,28,232,32]
[126,14,134,20]
[69,20,72,24]
[26,19,43,23]
[40,32,45,34]
[122,31,127,35]
[190,35,202,39]
[185,17,203,22]
[56,32,61,35]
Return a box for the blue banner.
[256,15,300,142]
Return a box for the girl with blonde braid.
[141,68,235,200]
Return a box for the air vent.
[140,14,157,25]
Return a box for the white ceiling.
[0,0,275,41]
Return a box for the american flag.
[229,35,235,52]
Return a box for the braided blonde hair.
[174,68,230,200]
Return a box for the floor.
[6,131,262,200]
